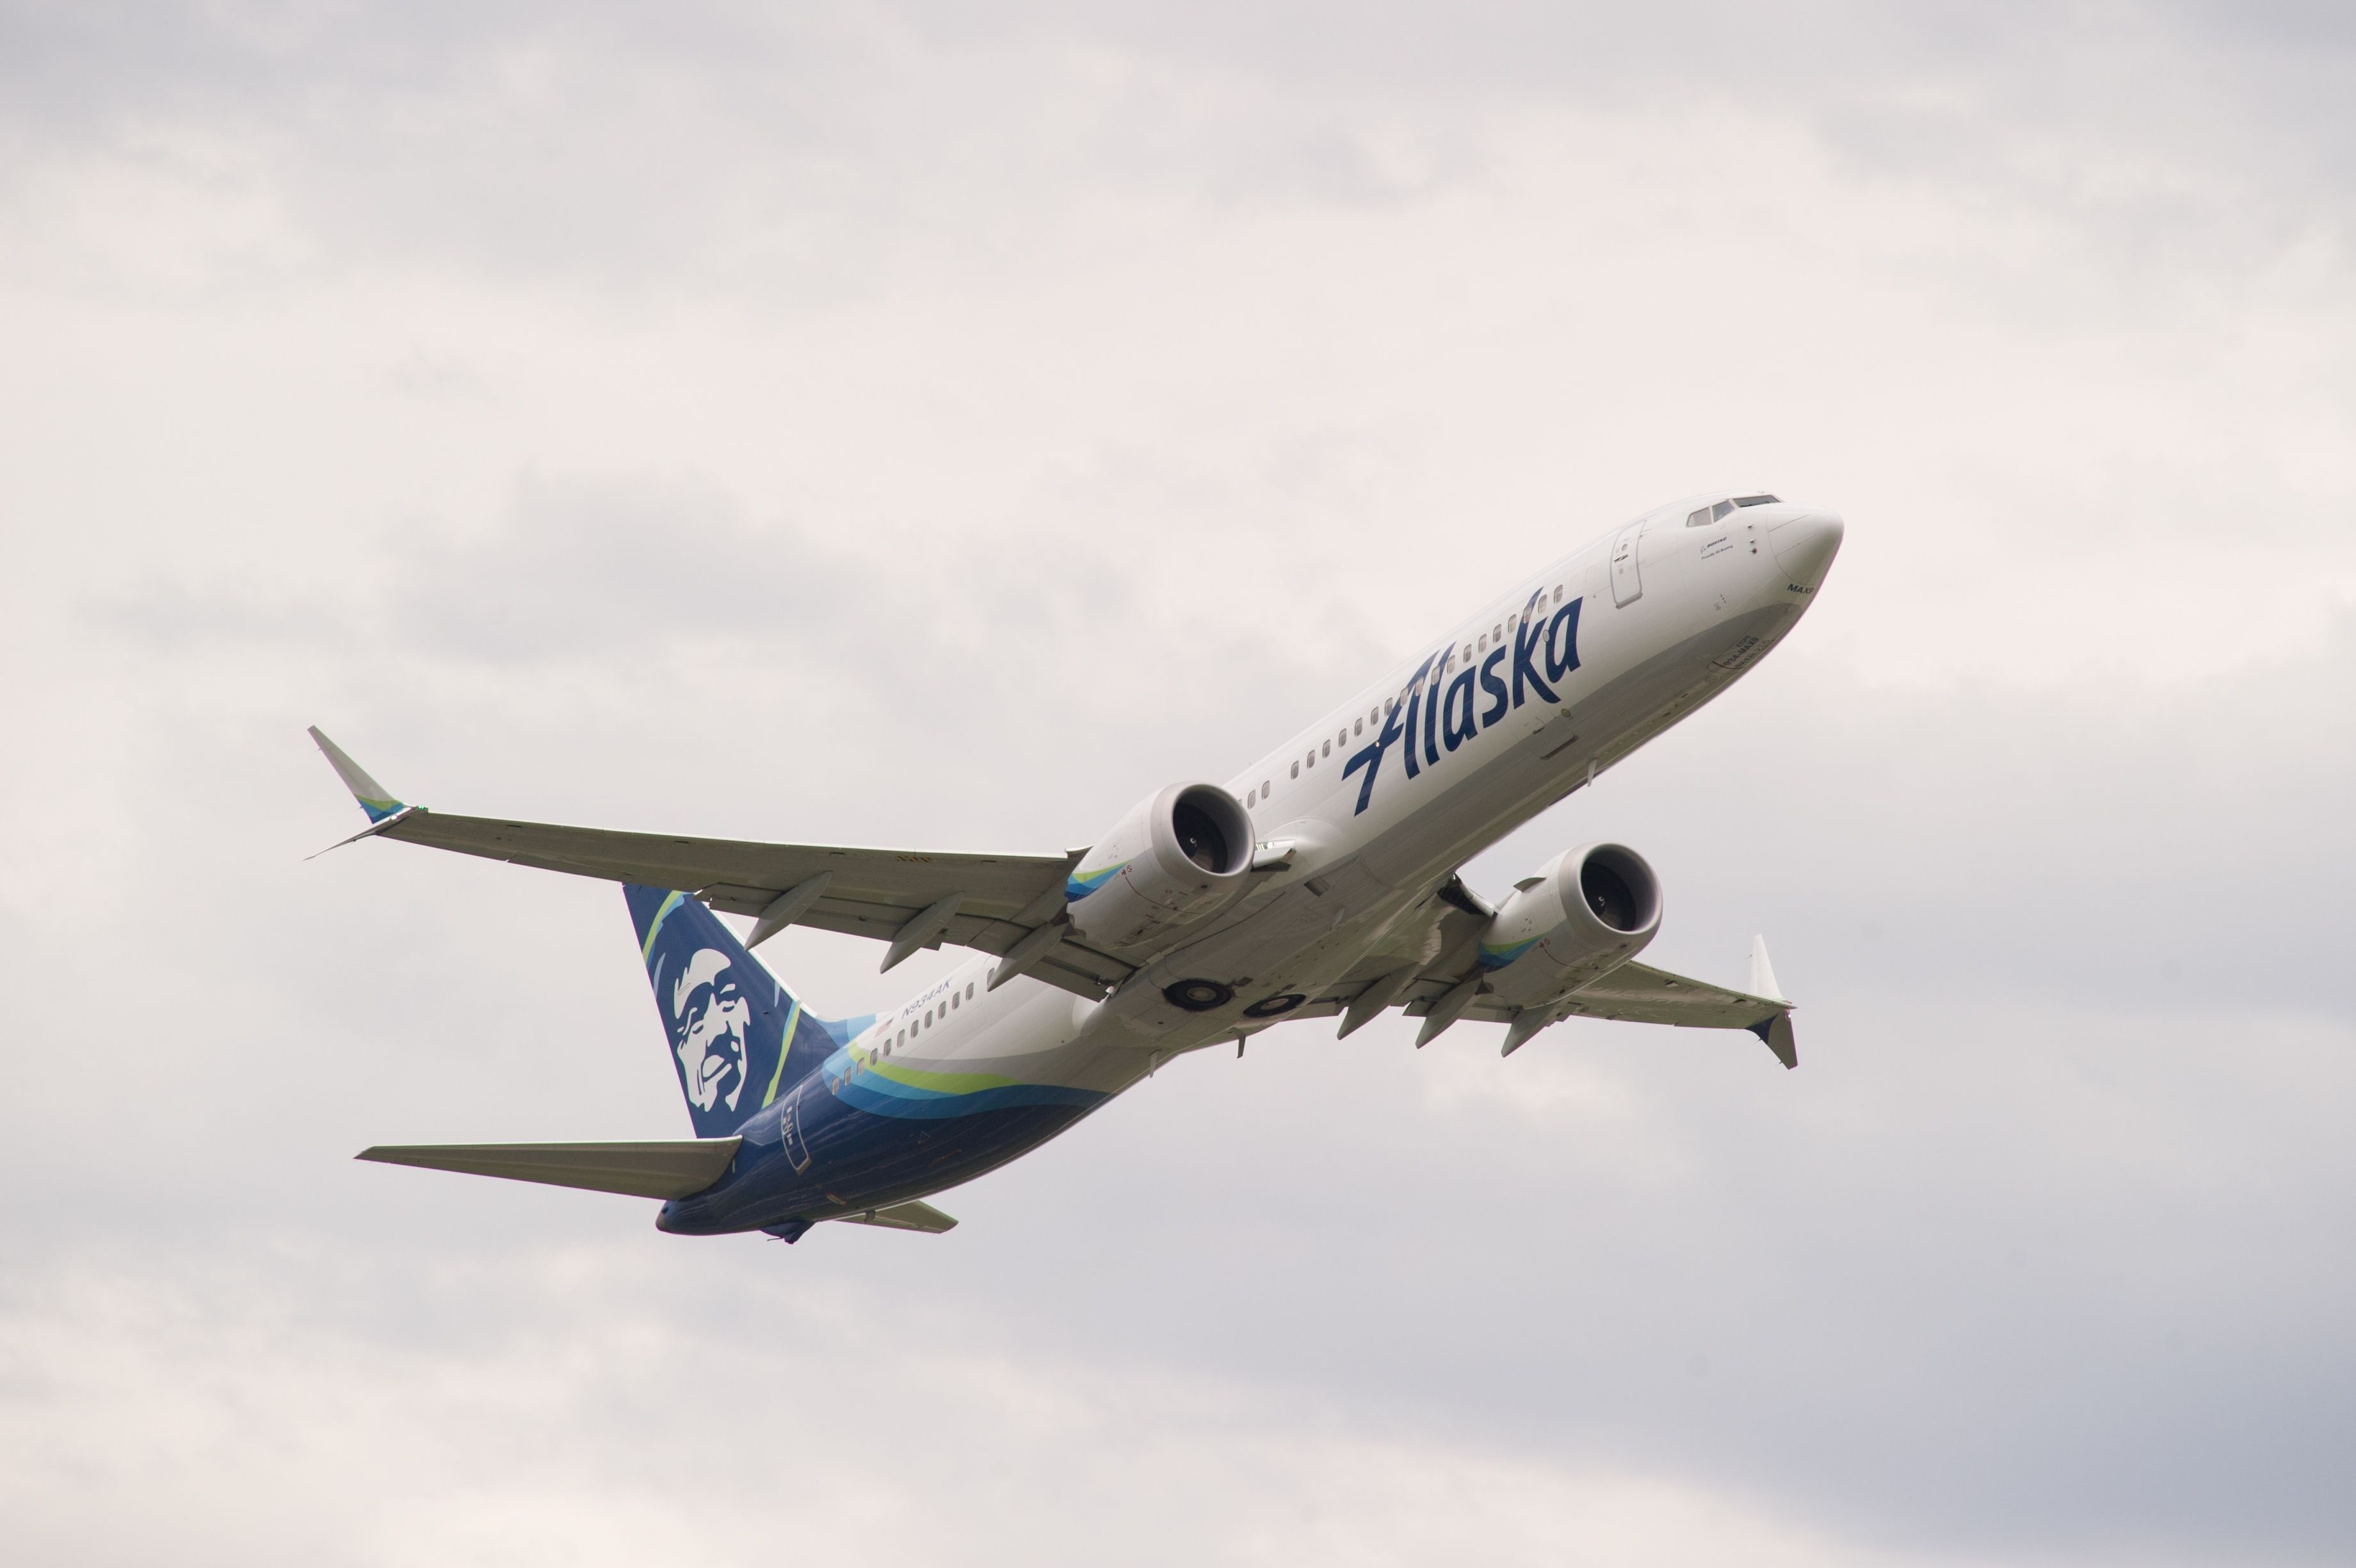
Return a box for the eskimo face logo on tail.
[670,948,752,1113]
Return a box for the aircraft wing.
[1387,960,1786,1030]
[308,728,1131,999]
[1350,894,1796,1067]
[1525,962,1785,1030]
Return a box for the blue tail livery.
[624,884,865,1140]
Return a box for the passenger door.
[1610,521,1645,607]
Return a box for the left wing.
[307,727,1131,999]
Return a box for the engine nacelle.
[1064,782,1255,953]
[1477,842,1663,1008]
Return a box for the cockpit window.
[1691,494,1780,525]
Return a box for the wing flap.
[355,1138,743,1199]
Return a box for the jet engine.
[1477,842,1663,1008]
[1063,782,1255,953]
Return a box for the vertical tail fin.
[623,885,868,1138]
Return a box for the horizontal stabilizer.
[355,1138,741,1199]
[835,1199,958,1234]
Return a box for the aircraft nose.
[1764,507,1844,585]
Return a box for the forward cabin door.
[1610,521,1646,607]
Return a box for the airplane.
[312,489,1843,1243]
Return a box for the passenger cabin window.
[1321,740,1331,757]
[1291,761,1299,778]
[1353,717,1362,736]
[966,983,975,999]
[1263,779,1271,796]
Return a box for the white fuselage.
[830,495,1843,1140]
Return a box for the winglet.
[1748,1013,1798,1070]
[308,726,407,823]
[1745,937,1796,1068]
[1749,934,1785,1002]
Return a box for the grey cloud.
[6,4,2356,1564]
[15,3,2356,295]
[386,474,867,665]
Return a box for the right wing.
[1312,884,1796,1065]
[1516,961,1785,1030]
[307,727,1130,999]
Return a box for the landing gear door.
[1610,521,1645,607]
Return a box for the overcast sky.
[3,4,2353,1564]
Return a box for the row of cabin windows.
[886,980,979,1055]
[1240,585,1572,808]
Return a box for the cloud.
[2,3,2354,1564]
[0,1238,2022,1568]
